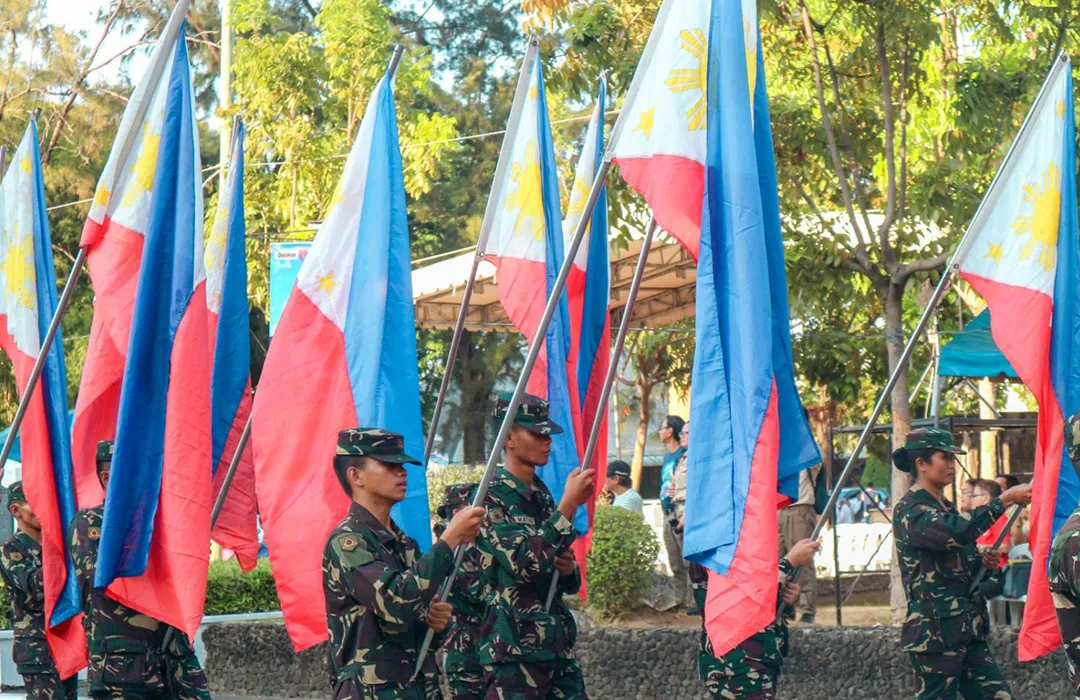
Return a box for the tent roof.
[938,309,1018,379]
[412,233,697,331]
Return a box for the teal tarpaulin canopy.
[938,310,1018,379]
[0,409,75,464]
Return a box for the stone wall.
[202,621,1071,699]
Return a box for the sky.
[44,0,152,85]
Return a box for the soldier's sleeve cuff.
[428,539,455,577]
[778,557,795,582]
[549,511,574,536]
[988,497,1006,518]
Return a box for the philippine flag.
[480,46,585,531]
[250,68,432,651]
[206,122,259,572]
[679,0,821,656]
[563,79,610,585]
[955,55,1080,661]
[71,0,191,509]
[0,123,87,678]
[92,26,212,641]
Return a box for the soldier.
[435,484,486,699]
[475,393,595,699]
[324,428,485,699]
[690,538,820,699]
[892,428,1032,700]
[68,440,210,699]
[1050,410,1080,697]
[0,482,79,699]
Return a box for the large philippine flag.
[250,69,432,651]
[92,27,212,641]
[206,122,259,572]
[480,46,585,531]
[71,0,191,508]
[956,55,1080,660]
[563,79,610,585]
[0,123,87,677]
[610,0,712,258]
[681,0,821,657]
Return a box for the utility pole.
[219,0,233,190]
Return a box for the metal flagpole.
[543,217,657,611]
[968,505,1023,594]
[210,414,252,528]
[422,40,541,466]
[413,152,615,680]
[778,52,1071,623]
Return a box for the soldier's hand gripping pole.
[968,504,1024,595]
[412,158,614,681]
[543,216,657,612]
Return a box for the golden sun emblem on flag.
[1011,162,1061,272]
[665,29,708,131]
[505,142,546,240]
[744,17,757,100]
[205,203,229,272]
[566,174,590,222]
[121,121,162,208]
[1,226,36,311]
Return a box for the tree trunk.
[631,380,652,490]
[884,283,913,624]
[459,330,486,464]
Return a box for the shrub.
[203,557,281,615]
[586,504,660,620]
[427,464,486,517]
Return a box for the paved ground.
[0,695,303,699]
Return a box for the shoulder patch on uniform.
[333,533,375,568]
[488,508,505,524]
[8,551,21,562]
[87,527,100,541]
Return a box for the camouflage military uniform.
[1050,506,1080,698]
[436,484,486,700]
[893,485,1012,699]
[476,468,585,699]
[68,505,209,699]
[323,501,452,699]
[0,507,78,700]
[323,428,451,699]
[689,559,793,700]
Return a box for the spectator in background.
[836,498,854,524]
[996,474,1020,493]
[606,460,644,515]
[669,421,692,608]
[659,416,688,593]
[973,479,1011,569]
[960,477,979,513]
[778,447,822,624]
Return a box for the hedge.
[585,504,660,620]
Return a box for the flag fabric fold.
[71,0,191,510]
[93,28,212,641]
[563,79,610,591]
[480,50,585,531]
[250,69,431,651]
[0,123,87,678]
[206,122,259,572]
[954,56,1079,661]
[664,0,820,657]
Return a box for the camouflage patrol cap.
[892,428,966,473]
[437,483,476,520]
[336,428,421,465]
[1067,410,1080,466]
[492,392,563,436]
[6,481,25,503]
[96,440,114,462]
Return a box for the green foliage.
[0,580,8,630]
[585,504,659,620]
[203,558,281,615]
[427,464,486,517]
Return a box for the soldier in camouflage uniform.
[1050,409,1080,697]
[892,428,1032,700]
[475,393,596,699]
[323,428,485,699]
[68,440,210,699]
[0,482,79,699]
[689,538,818,699]
[434,484,486,699]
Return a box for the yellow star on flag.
[19,155,32,174]
[317,271,339,294]
[1058,101,1066,118]
[984,242,1004,264]
[93,183,112,210]
[633,108,656,141]
[529,86,539,101]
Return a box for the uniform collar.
[496,467,541,500]
[909,483,956,512]
[349,501,399,545]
